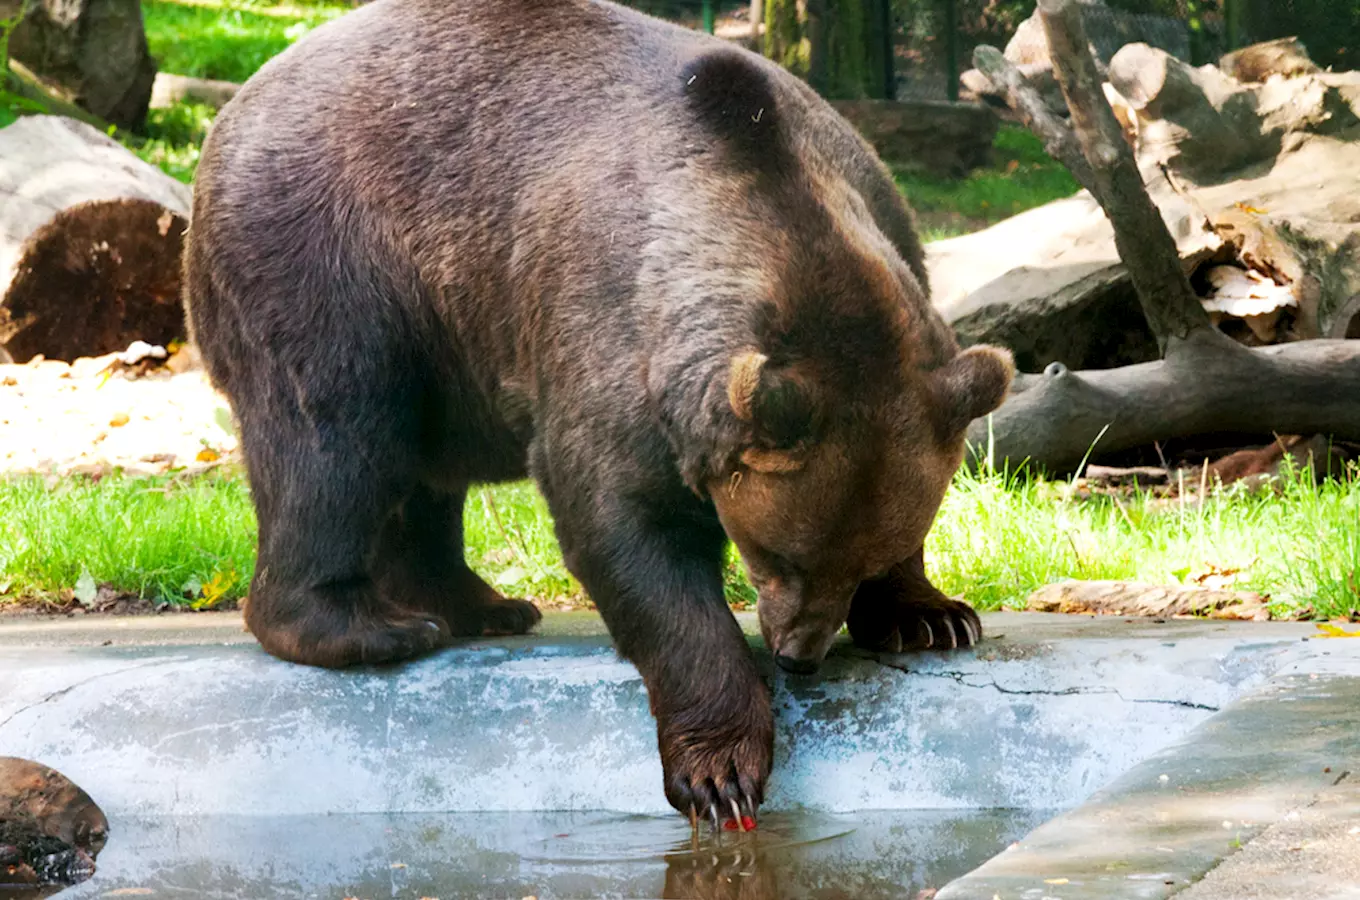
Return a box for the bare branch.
[1037,0,1215,346]
[971,45,1095,193]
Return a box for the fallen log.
[149,72,241,111]
[1026,580,1271,620]
[1220,37,1321,84]
[970,330,1360,473]
[962,1,1360,473]
[0,115,191,363]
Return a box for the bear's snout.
[774,653,821,675]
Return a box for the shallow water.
[57,808,1050,899]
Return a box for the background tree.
[764,0,895,98]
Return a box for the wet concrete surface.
[2,612,1357,898]
[0,614,1311,815]
[57,809,1051,899]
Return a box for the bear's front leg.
[550,496,772,826]
[846,547,982,652]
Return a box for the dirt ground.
[0,348,238,478]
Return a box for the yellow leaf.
[109,412,130,427]
[196,448,220,463]
[1045,878,1071,885]
[1315,623,1360,638]
[192,569,236,610]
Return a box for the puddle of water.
[56,808,1050,899]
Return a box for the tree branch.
[1037,0,1214,347]
[971,45,1095,193]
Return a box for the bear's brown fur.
[184,0,1013,824]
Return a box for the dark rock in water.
[0,758,106,893]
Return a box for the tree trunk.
[0,116,190,363]
[148,73,240,111]
[805,0,829,95]
[763,0,803,72]
[7,0,156,130]
[749,0,763,50]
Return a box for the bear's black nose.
[775,654,820,675]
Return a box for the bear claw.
[848,592,982,654]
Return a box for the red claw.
[721,816,758,832]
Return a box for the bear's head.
[709,344,1012,674]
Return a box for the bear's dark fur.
[184,0,1013,823]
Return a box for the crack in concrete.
[875,660,1221,711]
[0,658,175,731]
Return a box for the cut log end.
[2,199,188,363]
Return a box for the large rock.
[831,99,999,176]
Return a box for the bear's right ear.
[928,346,1014,440]
[681,50,782,163]
[728,350,817,472]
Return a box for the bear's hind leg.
[241,401,450,669]
[376,483,542,637]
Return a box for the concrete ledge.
[938,672,1360,899]
[0,613,1328,817]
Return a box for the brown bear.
[183,0,1013,827]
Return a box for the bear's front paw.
[658,696,773,830]
[847,577,981,653]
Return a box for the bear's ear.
[681,50,781,163]
[928,346,1014,439]
[728,350,817,470]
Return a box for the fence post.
[1223,0,1241,52]
[944,0,958,101]
[880,0,896,99]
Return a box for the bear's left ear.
[728,349,818,472]
[928,345,1014,439]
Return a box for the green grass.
[132,101,215,183]
[898,126,1082,241]
[141,0,346,83]
[4,467,1357,620]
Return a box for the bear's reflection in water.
[663,844,782,900]
[71,809,1046,899]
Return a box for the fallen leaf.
[1314,623,1360,638]
[109,412,130,427]
[213,407,236,437]
[196,448,220,463]
[1044,878,1070,885]
[390,862,407,869]
[191,569,236,611]
[493,566,529,588]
